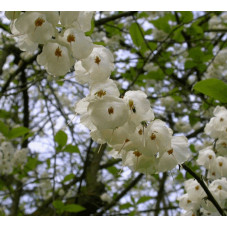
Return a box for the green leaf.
[93,41,106,46]
[152,15,172,33]
[8,126,29,139]
[148,42,157,51]
[46,158,51,169]
[146,69,165,80]
[107,166,118,176]
[104,21,123,36]
[0,109,11,119]
[25,157,41,170]
[172,95,183,102]
[188,47,204,63]
[189,113,200,126]
[54,130,67,147]
[53,201,85,214]
[137,196,153,204]
[189,144,197,153]
[193,78,227,103]
[63,144,80,153]
[129,23,144,47]
[172,27,184,42]
[0,121,9,137]
[63,173,75,183]
[53,200,64,209]
[119,202,132,210]
[53,200,65,214]
[130,195,136,204]
[128,210,137,216]
[23,131,34,141]
[185,60,196,70]
[63,204,85,213]
[179,11,193,23]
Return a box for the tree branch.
[95,173,144,216]
[95,11,138,27]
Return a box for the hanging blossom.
[0,135,28,175]
[179,106,227,215]
[6,11,95,76]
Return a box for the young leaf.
[63,144,80,153]
[53,200,64,210]
[63,204,86,213]
[129,23,144,48]
[53,200,64,214]
[193,78,227,103]
[54,130,68,147]
[0,121,9,137]
[179,11,193,23]
[63,173,75,183]
[8,126,30,139]
[119,202,132,210]
[137,196,153,204]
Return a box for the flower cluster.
[178,178,227,216]
[6,11,192,174]
[0,135,28,174]
[178,106,227,215]
[6,11,94,76]
[196,106,227,179]
[206,48,227,79]
[74,43,191,175]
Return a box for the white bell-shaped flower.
[184,179,206,201]
[87,95,129,130]
[37,42,74,76]
[60,11,93,31]
[90,122,134,146]
[75,97,97,131]
[142,119,173,157]
[122,124,147,153]
[121,150,157,174]
[216,156,227,177]
[10,19,38,52]
[74,61,90,84]
[204,106,227,139]
[201,208,220,216]
[207,160,221,180]
[178,193,201,211]
[209,178,227,201]
[75,97,89,115]
[158,136,190,172]
[5,11,21,20]
[215,139,227,157]
[17,35,38,52]
[89,79,120,98]
[60,11,80,27]
[196,147,216,169]
[81,45,114,81]
[15,12,56,44]
[123,90,154,126]
[181,210,197,216]
[40,12,59,26]
[76,11,94,32]
[62,28,93,59]
[201,178,227,213]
